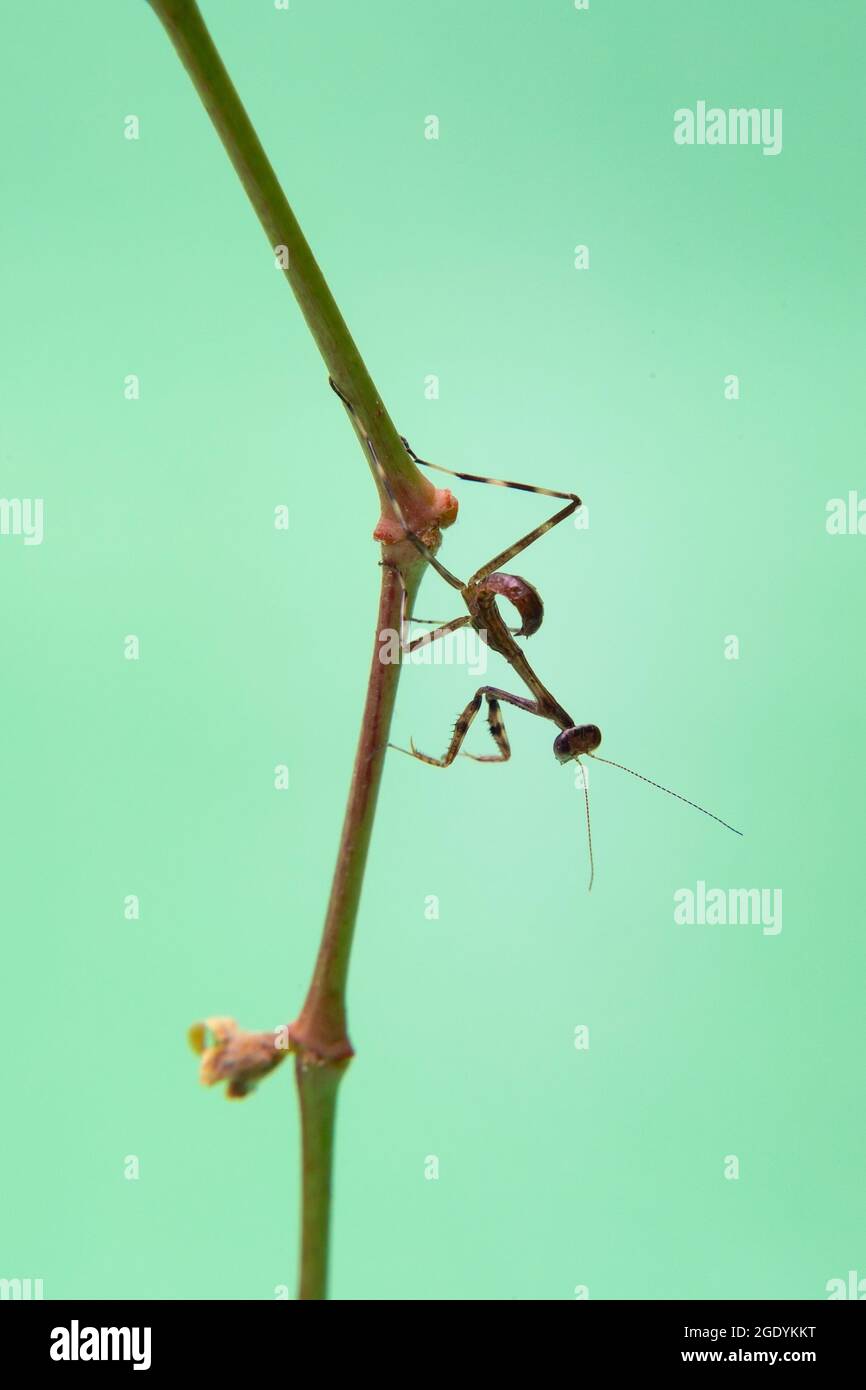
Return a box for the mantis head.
[553,724,602,763]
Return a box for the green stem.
[147,0,451,1300]
[147,0,443,525]
[294,1057,342,1302]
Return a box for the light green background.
[1,0,863,1300]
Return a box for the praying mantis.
[330,379,741,888]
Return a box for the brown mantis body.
[330,379,741,886]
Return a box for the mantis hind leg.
[393,568,471,654]
[389,686,540,767]
[399,435,581,584]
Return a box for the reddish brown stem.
[290,550,421,1062]
[289,547,423,1297]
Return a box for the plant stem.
[293,1056,341,1302]
[293,553,422,1298]
[147,0,452,537]
[148,0,452,1300]
[290,554,423,1062]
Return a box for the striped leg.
[399,435,581,583]
[462,693,512,763]
[395,568,471,653]
[403,616,471,655]
[389,686,539,767]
